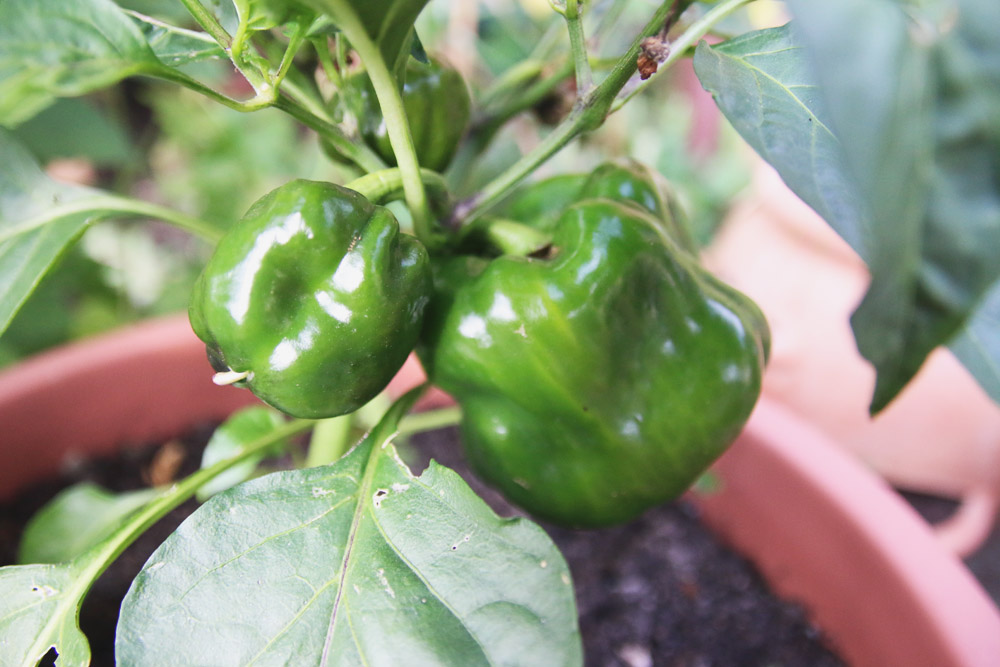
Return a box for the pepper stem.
[346,168,451,220]
[212,370,250,386]
[314,0,435,248]
[463,218,553,257]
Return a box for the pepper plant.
[1,0,998,664]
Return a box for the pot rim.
[692,399,1000,666]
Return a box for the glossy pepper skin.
[500,160,696,252]
[421,171,769,527]
[189,180,431,419]
[326,59,471,172]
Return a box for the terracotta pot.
[2,315,998,665]
[691,400,1000,667]
[704,161,1000,557]
[0,315,258,503]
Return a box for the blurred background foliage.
[0,0,773,367]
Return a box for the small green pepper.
[421,165,769,527]
[326,59,471,172]
[189,180,431,419]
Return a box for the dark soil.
[1,424,845,667]
[405,428,844,667]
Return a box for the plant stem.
[313,36,343,89]
[453,0,674,225]
[279,75,332,122]
[463,218,553,257]
[397,406,462,437]
[306,415,354,468]
[272,94,387,173]
[178,0,232,48]
[0,194,222,246]
[152,64,382,172]
[273,24,308,87]
[315,0,435,249]
[613,0,753,111]
[565,0,593,93]
[346,168,450,214]
[148,65,262,109]
[454,0,741,225]
[100,196,223,243]
[474,59,575,138]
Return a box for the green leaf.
[0,563,91,666]
[692,24,868,256]
[0,131,213,340]
[117,391,582,665]
[127,10,227,66]
[0,131,104,338]
[196,406,289,501]
[353,0,430,69]
[949,279,1000,402]
[0,414,313,667]
[410,30,429,64]
[782,0,1000,412]
[0,0,168,127]
[10,98,135,167]
[234,0,314,33]
[18,483,158,565]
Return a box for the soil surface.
[406,428,844,667]
[1,423,845,666]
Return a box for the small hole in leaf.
[38,647,57,667]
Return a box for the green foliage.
[695,5,1000,411]
[785,0,1000,411]
[2,0,999,663]
[0,0,161,126]
[116,390,581,665]
[693,24,867,255]
[18,484,158,565]
[196,406,290,501]
[148,88,316,228]
[0,563,92,666]
[9,99,136,168]
[0,132,109,336]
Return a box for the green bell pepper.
[189,179,431,419]
[421,165,769,527]
[326,59,471,172]
[499,159,696,250]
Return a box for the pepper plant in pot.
[0,0,999,665]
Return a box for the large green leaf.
[0,0,171,127]
[693,24,868,256]
[18,484,158,565]
[117,393,582,665]
[784,0,1000,411]
[0,563,91,666]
